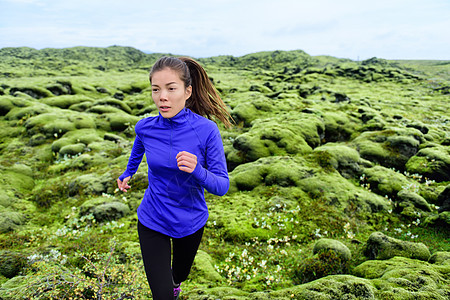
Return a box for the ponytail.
[150,56,233,128]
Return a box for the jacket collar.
[159,107,189,126]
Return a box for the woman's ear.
[185,85,192,100]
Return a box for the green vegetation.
[0,46,449,299]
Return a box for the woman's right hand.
[117,176,131,192]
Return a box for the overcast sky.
[1,0,449,60]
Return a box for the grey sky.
[0,0,449,60]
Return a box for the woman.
[117,56,231,299]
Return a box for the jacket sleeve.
[191,127,229,196]
[118,134,145,181]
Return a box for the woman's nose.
[160,89,168,100]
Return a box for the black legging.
[137,221,204,300]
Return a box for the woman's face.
[151,68,192,119]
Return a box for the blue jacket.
[119,108,229,237]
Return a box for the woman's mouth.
[160,106,170,112]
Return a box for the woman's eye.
[152,88,159,92]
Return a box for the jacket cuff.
[119,171,132,181]
[192,163,207,183]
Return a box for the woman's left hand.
[176,151,197,173]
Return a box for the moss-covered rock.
[186,286,249,300]
[0,211,24,233]
[0,97,14,116]
[94,112,139,132]
[423,211,450,228]
[93,98,132,114]
[79,196,130,222]
[396,190,432,217]
[23,112,76,137]
[58,143,86,157]
[229,156,313,192]
[51,129,103,154]
[0,251,27,278]
[297,172,391,213]
[254,275,376,299]
[5,103,50,120]
[9,86,53,99]
[353,256,449,299]
[353,127,424,170]
[42,95,93,109]
[436,185,449,213]
[429,251,450,265]
[191,250,224,284]
[362,165,411,198]
[232,124,312,163]
[322,111,358,142]
[232,112,324,160]
[68,173,112,197]
[295,249,351,284]
[405,146,450,182]
[364,232,431,261]
[0,166,35,195]
[312,143,372,178]
[313,238,352,261]
[92,202,130,222]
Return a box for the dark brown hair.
[149,56,232,128]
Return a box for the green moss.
[364,232,431,261]
[0,211,24,233]
[363,166,411,198]
[429,251,450,265]
[295,249,350,284]
[405,146,450,182]
[312,143,372,177]
[313,238,352,261]
[0,250,27,278]
[5,104,50,120]
[42,95,93,109]
[353,127,424,170]
[353,256,449,299]
[191,250,224,284]
[59,143,86,157]
[322,111,358,142]
[0,97,14,116]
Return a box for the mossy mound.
[396,190,432,218]
[0,251,27,278]
[5,103,50,121]
[406,146,450,182]
[229,112,324,164]
[296,248,350,284]
[362,165,411,199]
[42,95,93,109]
[68,173,113,197]
[79,196,130,222]
[429,251,450,265]
[296,172,391,213]
[353,256,449,299]
[322,111,359,142]
[253,275,376,300]
[51,128,103,155]
[313,238,352,261]
[229,156,312,192]
[190,250,224,285]
[312,143,372,178]
[0,211,24,233]
[0,165,35,196]
[364,232,431,261]
[353,127,424,170]
[230,156,391,214]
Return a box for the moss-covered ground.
[0,47,448,299]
